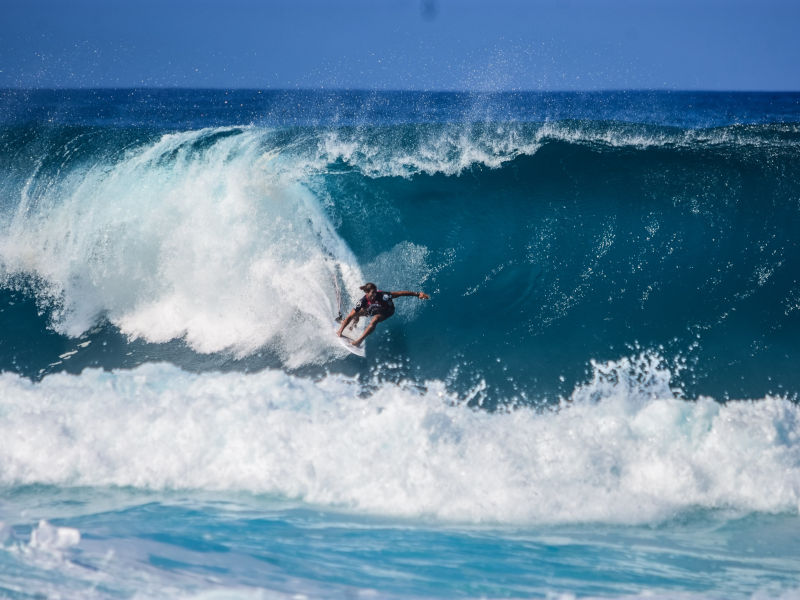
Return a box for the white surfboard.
[334,321,366,357]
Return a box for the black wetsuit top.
[355,291,395,318]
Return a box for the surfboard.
[334,321,366,357]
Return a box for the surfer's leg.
[338,309,366,336]
[350,307,369,329]
[352,314,386,346]
[337,309,357,336]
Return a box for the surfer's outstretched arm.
[390,291,430,300]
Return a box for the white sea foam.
[28,520,81,552]
[0,354,798,525]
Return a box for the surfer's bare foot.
[351,340,362,347]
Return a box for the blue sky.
[2,0,798,90]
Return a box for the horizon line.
[3,86,800,94]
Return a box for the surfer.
[337,282,430,347]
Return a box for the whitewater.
[1,89,799,598]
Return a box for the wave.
[0,354,798,525]
[1,120,799,400]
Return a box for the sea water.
[1,89,799,598]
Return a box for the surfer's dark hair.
[360,282,377,292]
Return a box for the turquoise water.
[3,486,799,599]
[0,90,799,598]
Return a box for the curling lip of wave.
[0,126,365,363]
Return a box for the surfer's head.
[360,282,378,300]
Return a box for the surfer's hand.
[418,292,430,300]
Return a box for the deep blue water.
[1,89,799,598]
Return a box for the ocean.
[0,88,799,598]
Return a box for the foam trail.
[0,127,363,365]
[0,355,798,525]
[28,521,81,553]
